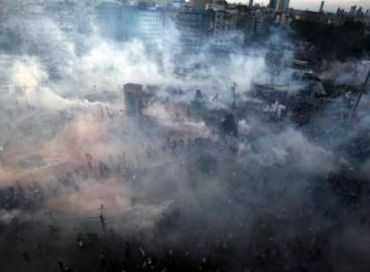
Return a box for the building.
[41,0,95,38]
[123,83,152,116]
[292,9,331,24]
[269,0,276,9]
[205,1,246,48]
[95,1,274,49]
[254,9,265,35]
[175,10,210,49]
[168,0,186,9]
[275,0,289,12]
[251,8,274,36]
[189,0,208,10]
[95,0,123,40]
[356,7,363,17]
[122,6,167,43]
[95,1,213,49]
[213,9,237,35]
[319,1,324,13]
[95,2,168,43]
[235,5,254,37]
[137,8,167,42]
[211,8,238,48]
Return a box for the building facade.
[275,0,289,12]
[96,1,168,43]
[95,1,123,40]
[175,10,210,49]
[269,0,276,9]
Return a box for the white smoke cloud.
[1,4,370,271]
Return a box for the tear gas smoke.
[0,1,370,271]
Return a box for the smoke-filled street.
[0,0,370,271]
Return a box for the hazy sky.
[251,0,370,11]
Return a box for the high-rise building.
[175,10,209,49]
[95,1,123,40]
[249,0,253,8]
[356,7,363,16]
[96,2,168,43]
[123,6,167,42]
[319,1,325,13]
[275,0,289,12]
[190,0,207,10]
[249,8,274,36]
[269,0,276,9]
[283,0,290,11]
[213,9,237,35]
[350,6,357,15]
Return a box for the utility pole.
[352,69,370,119]
[99,204,106,235]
